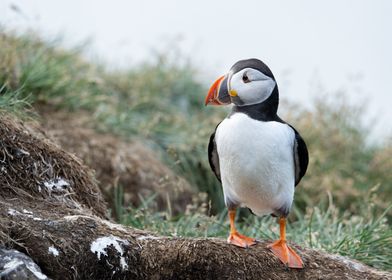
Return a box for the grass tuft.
[1,30,390,216]
[117,193,392,270]
[0,84,32,117]
[1,29,391,270]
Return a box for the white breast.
[215,113,295,216]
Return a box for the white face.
[228,68,276,106]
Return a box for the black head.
[205,58,279,117]
[230,58,276,81]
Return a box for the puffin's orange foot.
[268,239,303,268]
[227,232,256,248]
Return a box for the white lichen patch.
[1,259,24,275]
[63,215,95,222]
[0,259,47,279]
[22,209,33,215]
[43,177,70,193]
[7,208,18,216]
[328,254,366,272]
[90,235,129,270]
[48,246,59,257]
[101,220,129,233]
[7,208,42,221]
[137,235,161,240]
[25,263,48,279]
[16,148,30,156]
[63,215,128,233]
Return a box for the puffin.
[205,58,308,268]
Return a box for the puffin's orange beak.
[205,75,231,106]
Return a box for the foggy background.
[1,0,391,141]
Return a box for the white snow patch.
[90,235,129,270]
[43,178,70,193]
[48,246,59,257]
[137,235,161,240]
[25,263,48,279]
[1,259,24,275]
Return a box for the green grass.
[1,29,392,270]
[0,85,33,117]
[116,193,392,270]
[1,30,390,217]
[0,30,106,110]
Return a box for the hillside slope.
[1,113,390,280]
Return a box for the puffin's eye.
[242,73,250,83]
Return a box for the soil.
[37,107,195,217]
[0,113,391,280]
[0,114,107,218]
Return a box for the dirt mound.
[0,113,390,280]
[0,114,107,218]
[38,108,195,216]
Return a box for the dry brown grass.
[37,107,195,218]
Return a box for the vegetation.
[1,29,391,270]
[116,194,392,270]
[0,86,31,116]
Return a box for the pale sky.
[1,0,391,141]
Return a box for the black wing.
[274,116,309,186]
[208,125,221,183]
[290,126,309,186]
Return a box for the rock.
[0,247,49,280]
